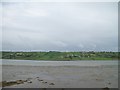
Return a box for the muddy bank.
[2,63,118,88]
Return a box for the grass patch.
[1,51,119,61]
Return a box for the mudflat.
[1,60,118,88]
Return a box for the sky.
[1,2,118,51]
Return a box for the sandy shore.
[1,60,118,88]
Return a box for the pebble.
[103,87,109,90]
[49,83,55,85]
[38,79,43,81]
[27,81,32,83]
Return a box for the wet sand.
[1,60,118,88]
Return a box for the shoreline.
[1,59,118,61]
[2,59,118,66]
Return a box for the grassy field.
[1,51,119,61]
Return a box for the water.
[1,59,118,66]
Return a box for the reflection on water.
[2,59,118,66]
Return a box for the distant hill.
[1,51,119,60]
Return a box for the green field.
[1,51,119,61]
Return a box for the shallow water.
[2,59,118,66]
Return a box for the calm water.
[1,59,118,66]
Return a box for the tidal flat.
[1,60,118,88]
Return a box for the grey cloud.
[2,2,118,51]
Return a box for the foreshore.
[1,60,118,88]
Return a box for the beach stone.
[27,81,32,83]
[23,80,28,82]
[49,83,55,85]
[42,81,46,83]
[16,80,25,84]
[2,81,17,87]
[103,87,109,90]
[38,79,43,81]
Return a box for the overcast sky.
[2,2,118,51]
